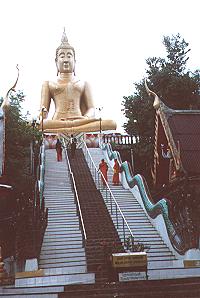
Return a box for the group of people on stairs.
[55,138,121,188]
[55,136,77,162]
[98,158,121,187]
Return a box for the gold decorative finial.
[145,79,160,110]
[1,64,19,109]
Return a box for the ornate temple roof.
[165,111,200,176]
[155,97,200,176]
[145,80,200,177]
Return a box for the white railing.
[62,140,87,247]
[82,140,134,245]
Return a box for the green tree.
[122,34,200,181]
[146,34,200,109]
[0,92,46,262]
[1,91,42,192]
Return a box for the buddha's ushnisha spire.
[56,28,75,61]
[61,27,69,45]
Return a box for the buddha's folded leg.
[43,119,117,134]
[41,118,99,130]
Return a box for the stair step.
[41,245,85,252]
[46,222,79,227]
[40,251,85,259]
[0,286,64,296]
[44,232,82,238]
[48,213,77,217]
[46,227,80,232]
[40,261,86,269]
[47,217,77,222]
[14,271,94,287]
[39,256,86,265]
[42,238,83,244]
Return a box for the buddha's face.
[56,48,75,74]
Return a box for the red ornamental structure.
[153,99,200,188]
[146,82,200,190]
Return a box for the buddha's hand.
[39,106,48,119]
[66,116,90,120]
[39,117,47,124]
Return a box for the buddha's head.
[55,29,76,75]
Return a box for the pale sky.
[0,0,199,133]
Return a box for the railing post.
[116,204,119,229]
[94,168,97,185]
[110,192,113,214]
[123,219,125,245]
[92,163,95,177]
[98,172,100,190]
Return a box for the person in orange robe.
[112,159,120,185]
[98,159,108,186]
[56,139,63,161]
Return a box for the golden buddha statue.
[39,30,116,134]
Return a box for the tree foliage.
[1,91,42,192]
[122,34,200,180]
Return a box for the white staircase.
[39,149,86,273]
[14,149,94,289]
[87,148,200,280]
